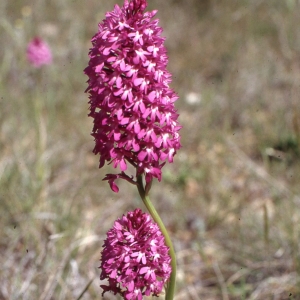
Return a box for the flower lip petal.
[133,78,144,86]
[147,91,156,102]
[139,266,149,274]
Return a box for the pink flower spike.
[100,209,171,299]
[26,37,52,68]
[84,0,181,191]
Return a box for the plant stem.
[137,175,176,300]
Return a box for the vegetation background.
[1,0,300,299]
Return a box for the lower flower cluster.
[100,209,171,299]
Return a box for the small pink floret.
[26,37,52,68]
[100,208,171,299]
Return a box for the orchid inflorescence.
[100,209,171,300]
[84,0,181,193]
[27,37,52,68]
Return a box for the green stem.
[137,175,176,300]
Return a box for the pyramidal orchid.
[27,37,52,68]
[85,0,180,299]
[84,0,181,193]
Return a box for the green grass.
[1,0,300,299]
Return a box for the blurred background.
[1,0,300,299]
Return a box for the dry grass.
[1,0,300,299]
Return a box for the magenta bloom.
[84,0,181,192]
[26,37,52,68]
[100,208,171,299]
